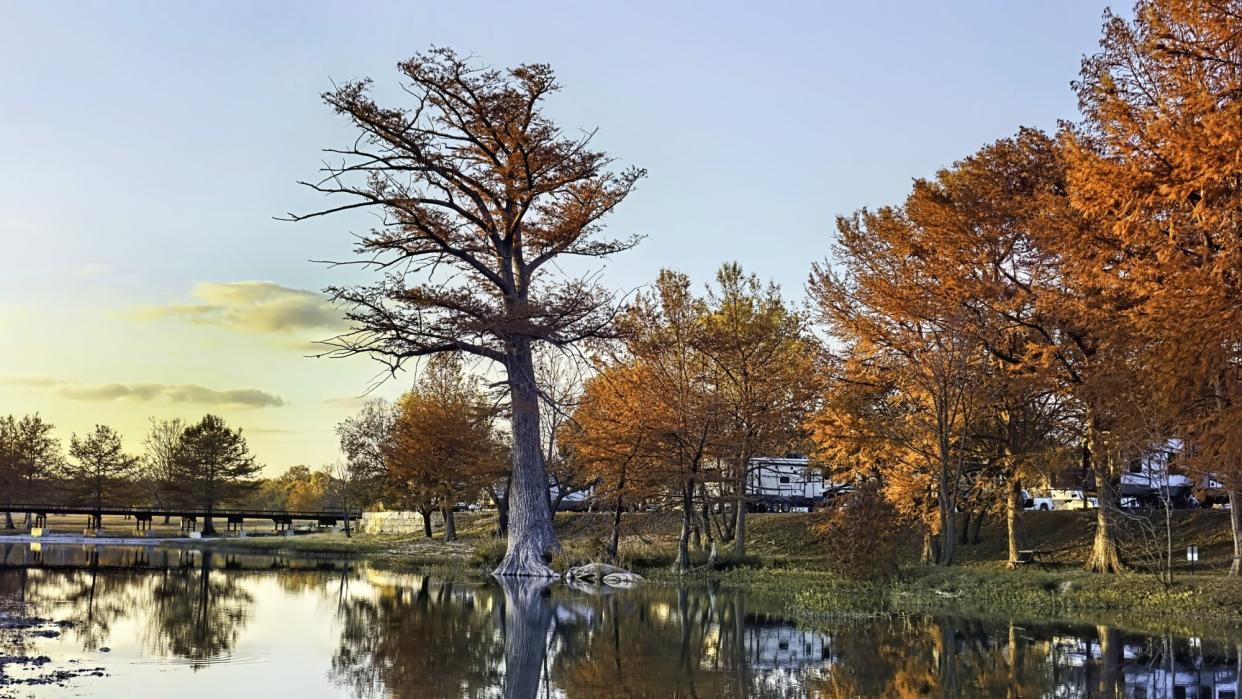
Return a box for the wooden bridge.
[3,503,362,533]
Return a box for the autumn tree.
[887,130,1089,567]
[619,269,724,570]
[170,415,261,536]
[563,360,666,561]
[244,465,331,511]
[286,467,332,511]
[974,380,1072,565]
[387,354,506,541]
[0,414,61,528]
[820,128,1142,573]
[62,425,140,525]
[290,48,644,576]
[811,209,993,566]
[1064,0,1242,574]
[697,263,817,557]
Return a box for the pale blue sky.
[0,1,1121,468]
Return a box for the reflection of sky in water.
[2,547,354,698]
[1,542,1240,698]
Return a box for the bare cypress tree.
[289,48,643,576]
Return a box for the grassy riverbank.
[12,509,1242,637]
[196,509,1242,631]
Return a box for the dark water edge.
[1,542,1239,698]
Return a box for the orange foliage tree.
[617,270,726,570]
[888,130,1109,569]
[1064,0,1242,574]
[562,361,668,561]
[810,209,992,566]
[386,355,506,541]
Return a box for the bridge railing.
[2,503,363,519]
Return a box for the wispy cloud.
[0,376,62,388]
[2,376,285,409]
[131,281,344,334]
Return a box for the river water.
[0,542,1238,698]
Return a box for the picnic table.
[1013,549,1056,568]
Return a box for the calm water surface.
[1,542,1239,698]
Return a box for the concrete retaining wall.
[359,510,427,534]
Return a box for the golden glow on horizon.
[0,281,405,474]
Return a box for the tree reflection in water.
[2,543,1240,699]
[330,576,1242,699]
[331,574,505,698]
[145,550,253,666]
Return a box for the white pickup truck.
[1051,489,1098,510]
[1023,489,1098,511]
[1022,490,1056,511]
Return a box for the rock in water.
[564,562,643,585]
[601,572,643,587]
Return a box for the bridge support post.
[83,514,100,537]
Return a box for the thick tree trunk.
[1006,480,1023,568]
[732,459,749,556]
[677,481,694,572]
[421,508,433,538]
[3,510,12,530]
[202,504,216,537]
[921,531,935,563]
[725,456,745,556]
[442,507,456,542]
[732,497,747,556]
[1230,491,1242,576]
[937,460,956,566]
[958,511,972,546]
[1086,481,1125,574]
[1084,420,1125,574]
[493,339,559,577]
[700,484,719,544]
[970,510,985,545]
[608,495,623,562]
